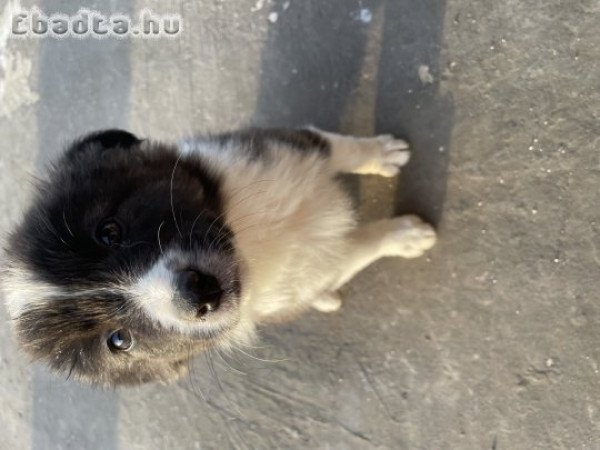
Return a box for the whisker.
[202,213,224,250]
[214,348,246,375]
[186,342,206,401]
[62,209,75,238]
[113,240,152,249]
[204,188,269,252]
[207,196,267,254]
[38,215,73,250]
[204,349,225,395]
[232,346,288,364]
[170,152,184,238]
[157,220,165,254]
[188,211,205,251]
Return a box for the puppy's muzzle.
[175,269,223,319]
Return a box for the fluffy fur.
[2,128,436,386]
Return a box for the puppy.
[2,128,436,386]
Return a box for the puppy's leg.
[312,129,410,176]
[332,215,436,290]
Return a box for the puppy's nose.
[176,269,222,318]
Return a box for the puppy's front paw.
[381,215,437,258]
[357,135,410,177]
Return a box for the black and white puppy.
[2,128,436,386]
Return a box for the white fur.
[1,265,64,320]
[183,137,356,321]
[181,130,435,322]
[126,258,181,329]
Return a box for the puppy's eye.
[107,329,133,352]
[97,219,122,246]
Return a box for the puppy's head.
[2,130,250,386]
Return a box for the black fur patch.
[9,137,226,288]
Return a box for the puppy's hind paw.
[382,215,437,258]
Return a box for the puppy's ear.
[65,129,141,160]
[78,129,140,149]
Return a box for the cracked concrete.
[1,0,599,449]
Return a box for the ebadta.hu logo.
[11,8,182,38]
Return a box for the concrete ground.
[0,0,599,449]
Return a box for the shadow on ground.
[254,0,453,225]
